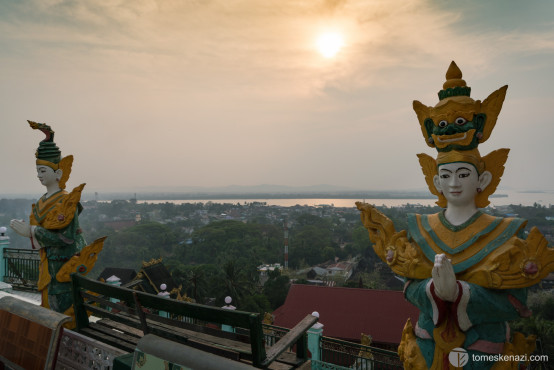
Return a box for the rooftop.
[273,284,419,344]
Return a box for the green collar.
[438,209,483,232]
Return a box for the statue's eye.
[438,120,448,128]
[455,117,467,125]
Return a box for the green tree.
[221,260,255,306]
[511,291,554,360]
[263,271,290,310]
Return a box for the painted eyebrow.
[439,168,452,173]
[455,167,472,173]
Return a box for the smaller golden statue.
[10,121,105,327]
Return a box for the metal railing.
[3,248,39,291]
[319,336,402,370]
[262,323,291,347]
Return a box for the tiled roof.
[273,284,419,344]
[143,264,177,292]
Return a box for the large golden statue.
[10,121,105,327]
[357,62,554,369]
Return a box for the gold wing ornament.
[356,202,432,279]
[475,148,509,208]
[459,227,554,289]
[56,236,106,282]
[58,155,74,190]
[413,101,433,148]
[33,183,85,229]
[417,153,446,207]
[479,85,508,144]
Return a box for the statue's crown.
[413,61,508,153]
[414,61,510,208]
[28,120,74,190]
[438,61,472,101]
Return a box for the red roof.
[273,284,419,344]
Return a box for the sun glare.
[316,32,344,58]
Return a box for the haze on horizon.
[1,0,554,196]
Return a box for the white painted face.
[434,162,480,207]
[36,165,59,187]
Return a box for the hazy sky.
[1,0,553,195]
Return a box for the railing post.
[307,311,324,362]
[106,275,121,311]
[157,283,170,318]
[221,296,236,333]
[0,227,10,283]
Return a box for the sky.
[1,0,554,196]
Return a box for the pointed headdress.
[29,120,73,190]
[413,62,509,208]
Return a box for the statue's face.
[435,162,480,207]
[423,100,485,152]
[36,165,58,187]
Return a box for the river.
[135,190,554,208]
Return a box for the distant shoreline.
[89,193,509,201]
[0,191,510,201]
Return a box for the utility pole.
[283,220,289,270]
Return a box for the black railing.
[3,248,39,291]
[319,336,402,370]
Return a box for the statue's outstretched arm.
[356,202,432,279]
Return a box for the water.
[135,190,554,208]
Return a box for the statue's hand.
[432,254,458,302]
[10,219,32,238]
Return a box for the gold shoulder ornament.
[356,202,432,279]
[37,183,86,229]
[56,236,106,282]
[459,227,554,289]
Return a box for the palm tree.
[222,260,254,307]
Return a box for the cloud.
[1,0,554,193]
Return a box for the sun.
[316,32,344,58]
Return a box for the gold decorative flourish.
[143,257,163,267]
[37,250,51,292]
[413,101,433,148]
[398,319,427,369]
[431,319,465,369]
[479,85,508,144]
[62,304,77,330]
[358,333,374,360]
[58,155,73,190]
[417,153,445,207]
[135,352,146,367]
[356,202,432,279]
[459,227,554,289]
[475,148,509,208]
[263,312,274,325]
[56,237,106,282]
[34,184,85,229]
[491,332,536,370]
